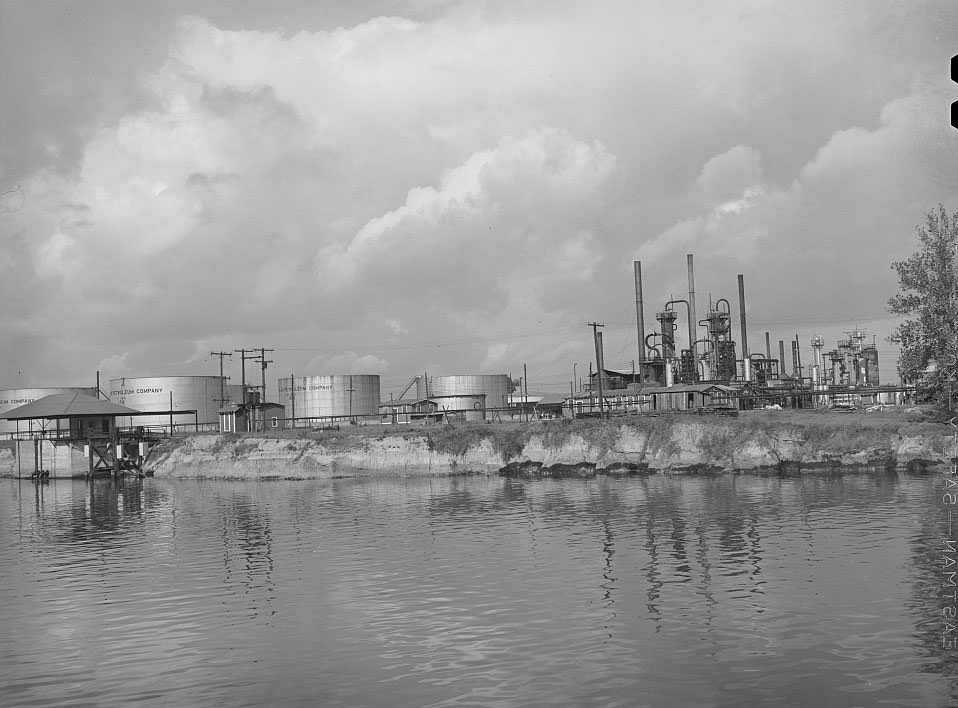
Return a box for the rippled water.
[2,471,957,707]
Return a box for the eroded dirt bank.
[141,410,957,480]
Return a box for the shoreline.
[2,408,952,480]
[136,409,955,480]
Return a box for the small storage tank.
[276,375,380,421]
[0,387,98,434]
[109,376,242,428]
[420,375,512,416]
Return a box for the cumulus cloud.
[1,2,956,388]
[696,146,765,202]
[316,126,615,315]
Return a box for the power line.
[255,348,274,401]
[210,351,232,406]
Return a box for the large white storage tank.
[0,387,98,435]
[420,375,512,416]
[109,376,243,428]
[277,375,380,422]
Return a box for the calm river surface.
[2,471,957,707]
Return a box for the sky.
[2,0,957,397]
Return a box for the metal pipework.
[656,310,679,359]
[694,336,713,381]
[644,332,663,360]
[634,261,646,363]
[665,299,693,352]
[687,254,697,363]
[811,336,825,387]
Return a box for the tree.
[888,205,958,408]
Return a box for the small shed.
[218,403,249,433]
[643,384,736,411]
[534,393,567,419]
[219,402,287,433]
[258,403,287,431]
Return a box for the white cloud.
[2,3,956,389]
[34,229,76,278]
[316,126,616,317]
[696,146,764,202]
[96,353,130,378]
[385,318,407,336]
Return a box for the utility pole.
[255,348,274,401]
[252,348,274,433]
[347,375,355,423]
[290,373,295,426]
[589,322,606,418]
[211,351,232,406]
[523,363,528,422]
[235,349,258,406]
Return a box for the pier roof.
[2,392,140,420]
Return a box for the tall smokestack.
[737,275,749,359]
[737,274,749,381]
[634,261,646,363]
[779,339,786,377]
[766,331,772,360]
[791,340,799,377]
[687,254,697,356]
[795,334,803,380]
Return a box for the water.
[1,471,956,707]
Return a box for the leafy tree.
[888,204,958,407]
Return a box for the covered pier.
[1,392,158,478]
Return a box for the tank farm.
[1,253,902,478]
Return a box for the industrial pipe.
[666,299,693,352]
[644,333,663,360]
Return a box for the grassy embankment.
[155,405,955,472]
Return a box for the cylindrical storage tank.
[862,347,880,386]
[0,387,98,435]
[425,375,512,416]
[109,376,242,428]
[277,375,380,421]
[429,393,489,422]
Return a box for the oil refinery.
[1,250,906,477]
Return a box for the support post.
[112,425,120,477]
[590,322,606,418]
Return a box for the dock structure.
[1,392,159,479]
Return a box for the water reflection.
[906,469,958,699]
[1,471,956,707]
